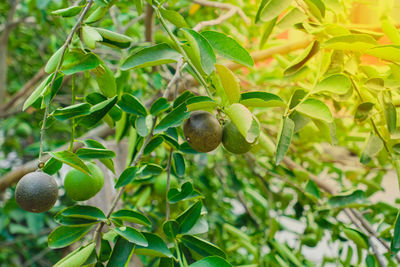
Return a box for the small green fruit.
[222,121,254,154]
[64,163,104,201]
[15,171,58,213]
[16,122,32,138]
[183,111,222,153]
[154,173,178,196]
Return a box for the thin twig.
[193,0,250,25]
[38,0,94,164]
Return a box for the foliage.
[1,0,400,266]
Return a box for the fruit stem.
[154,7,213,98]
[38,0,94,165]
[165,148,173,220]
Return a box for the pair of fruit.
[184,111,255,154]
[15,162,104,213]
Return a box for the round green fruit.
[154,173,178,196]
[15,171,58,213]
[222,121,254,154]
[183,111,222,153]
[64,163,104,201]
[16,122,32,138]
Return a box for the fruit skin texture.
[183,111,222,153]
[15,171,58,213]
[222,121,254,154]
[64,163,104,201]
[154,173,178,196]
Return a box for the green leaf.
[42,157,62,175]
[150,97,171,115]
[93,61,117,98]
[48,226,92,248]
[99,238,112,262]
[51,5,84,17]
[269,239,302,266]
[323,34,378,52]
[381,18,400,45]
[79,96,118,128]
[258,0,293,22]
[45,46,64,74]
[305,180,321,199]
[384,102,397,134]
[135,115,153,137]
[328,190,367,208]
[85,6,108,24]
[113,226,148,246]
[276,8,307,29]
[53,103,91,120]
[42,73,64,106]
[343,227,368,249]
[139,164,163,178]
[110,209,151,226]
[134,0,143,15]
[260,17,278,49]
[225,103,260,143]
[115,167,138,188]
[76,147,116,159]
[284,41,320,75]
[54,215,99,227]
[163,220,180,238]
[275,116,295,165]
[23,74,52,111]
[314,74,352,94]
[56,205,106,221]
[95,28,132,49]
[168,182,194,203]
[355,102,374,123]
[189,256,232,267]
[360,134,383,164]
[201,31,254,67]
[303,0,325,21]
[154,103,189,134]
[176,201,202,233]
[62,51,101,75]
[296,98,333,122]
[240,91,284,107]
[181,235,226,258]
[49,150,90,175]
[215,64,240,104]
[118,94,147,116]
[391,210,400,253]
[172,152,185,177]
[121,43,181,70]
[106,236,135,267]
[182,28,216,75]
[54,243,95,267]
[134,233,173,257]
[160,8,188,28]
[186,96,217,112]
[144,135,164,155]
[365,45,400,62]
[81,26,103,49]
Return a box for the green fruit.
[222,121,254,154]
[16,122,32,138]
[64,163,104,201]
[183,111,222,153]
[154,173,178,196]
[15,171,58,213]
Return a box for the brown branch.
[0,124,113,192]
[0,67,46,112]
[193,0,250,26]
[144,3,154,43]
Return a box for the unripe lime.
[64,163,104,201]
[183,111,222,153]
[154,173,178,196]
[15,171,58,213]
[222,121,254,154]
[16,122,32,138]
